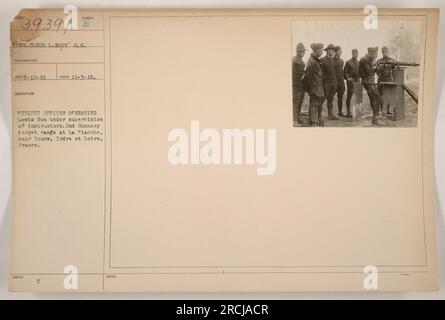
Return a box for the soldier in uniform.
[343,49,359,118]
[333,46,345,117]
[376,46,396,114]
[359,47,381,125]
[292,42,307,125]
[305,43,325,126]
[321,44,338,120]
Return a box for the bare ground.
[296,83,418,128]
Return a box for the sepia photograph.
[291,18,424,127]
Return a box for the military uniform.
[376,55,396,113]
[292,54,306,124]
[333,54,345,116]
[305,48,325,125]
[320,44,337,119]
[359,48,380,124]
[343,57,359,117]
[376,56,396,82]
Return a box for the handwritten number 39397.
[21,18,71,34]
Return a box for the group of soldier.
[292,42,395,126]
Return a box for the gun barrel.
[397,62,420,67]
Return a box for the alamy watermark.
[63,264,78,290]
[363,265,379,290]
[168,121,277,175]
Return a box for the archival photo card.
[8,8,439,292]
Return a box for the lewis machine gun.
[375,59,420,120]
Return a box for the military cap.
[381,46,389,52]
[324,44,336,51]
[334,45,342,51]
[296,42,307,51]
[367,46,379,54]
[310,43,323,50]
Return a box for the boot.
[338,101,344,117]
[346,104,352,118]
